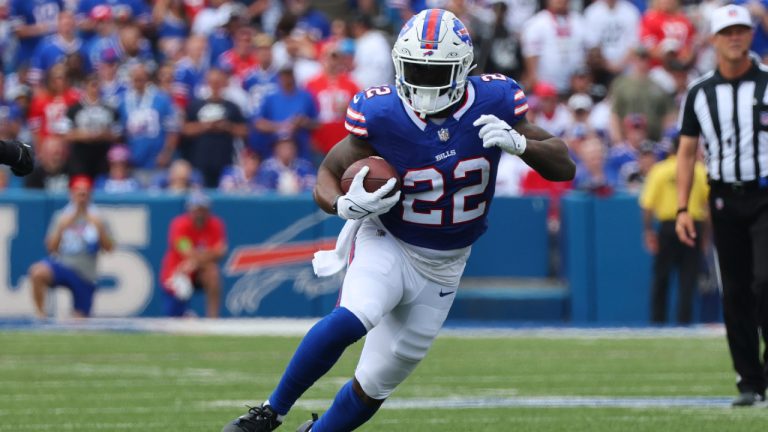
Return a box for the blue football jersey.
[344,74,529,250]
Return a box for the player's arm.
[513,118,575,181]
[0,139,34,176]
[313,134,377,214]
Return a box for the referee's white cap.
[711,4,753,35]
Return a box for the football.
[340,156,401,196]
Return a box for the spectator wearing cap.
[172,35,210,109]
[258,136,316,194]
[521,0,588,93]
[160,191,227,318]
[9,0,62,70]
[606,113,657,187]
[350,13,393,89]
[96,47,127,109]
[118,63,180,178]
[82,6,117,71]
[63,73,120,179]
[608,46,676,142]
[94,144,141,193]
[28,175,115,318]
[252,66,318,160]
[241,33,279,116]
[181,67,247,188]
[583,0,640,76]
[218,148,265,193]
[563,93,597,150]
[305,42,360,157]
[28,12,86,86]
[529,82,572,138]
[623,139,659,193]
[152,0,190,62]
[640,136,709,325]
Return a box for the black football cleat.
[731,391,765,407]
[295,413,318,432]
[222,404,282,432]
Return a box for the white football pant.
[339,220,461,400]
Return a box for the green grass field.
[1,329,765,432]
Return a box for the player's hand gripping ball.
[337,156,402,220]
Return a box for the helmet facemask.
[393,53,473,116]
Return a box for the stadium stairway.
[447,278,569,324]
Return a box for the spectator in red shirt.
[28,64,80,153]
[160,191,228,318]
[217,26,259,84]
[639,0,696,67]
[305,42,359,156]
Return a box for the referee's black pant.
[709,182,768,396]
[651,221,702,325]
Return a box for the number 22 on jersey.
[402,157,490,225]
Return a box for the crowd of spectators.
[0,0,748,199]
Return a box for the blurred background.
[0,0,731,324]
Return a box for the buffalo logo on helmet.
[452,18,472,47]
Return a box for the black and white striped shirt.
[679,60,768,183]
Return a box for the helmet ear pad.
[391,9,475,115]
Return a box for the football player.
[222,9,575,432]
[0,139,34,176]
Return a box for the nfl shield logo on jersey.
[438,128,450,142]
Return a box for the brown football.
[340,156,401,196]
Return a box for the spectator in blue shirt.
[29,11,86,86]
[287,0,331,41]
[258,136,316,194]
[252,66,318,160]
[118,64,179,179]
[9,0,62,69]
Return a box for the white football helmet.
[392,9,475,116]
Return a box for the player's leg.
[222,221,405,432]
[65,272,97,318]
[28,259,56,318]
[308,273,456,432]
[198,262,221,318]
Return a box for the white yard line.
[0,318,726,339]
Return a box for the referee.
[677,4,768,407]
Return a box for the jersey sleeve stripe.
[514,90,525,101]
[344,121,368,137]
[346,108,366,122]
[514,103,529,116]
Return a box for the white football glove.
[336,165,401,220]
[473,114,527,156]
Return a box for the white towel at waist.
[312,219,362,277]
